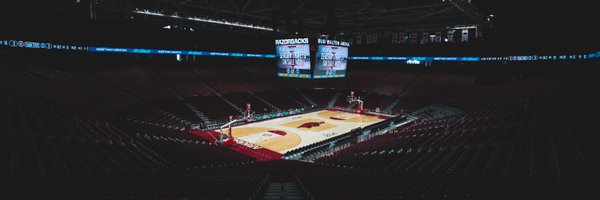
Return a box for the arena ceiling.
[119,0,487,32]
[18,0,487,34]
[12,0,599,35]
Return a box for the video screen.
[313,39,349,78]
[275,38,312,78]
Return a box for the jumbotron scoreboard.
[275,38,312,78]
[275,38,350,79]
[313,39,349,78]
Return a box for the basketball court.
[220,109,390,154]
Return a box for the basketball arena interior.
[2,0,600,199]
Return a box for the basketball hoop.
[346,90,364,114]
[347,91,355,103]
[243,103,255,119]
[219,115,240,145]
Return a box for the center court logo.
[297,121,325,129]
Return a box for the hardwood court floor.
[225,110,389,153]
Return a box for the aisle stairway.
[258,172,308,200]
[327,89,342,108]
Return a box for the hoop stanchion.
[347,91,364,113]
[218,103,256,145]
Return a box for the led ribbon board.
[0,40,88,51]
[2,39,596,61]
[348,56,480,62]
[89,47,276,58]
